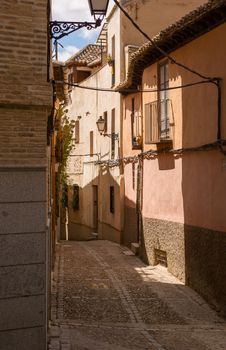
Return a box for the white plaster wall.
[67,63,122,237]
[107,7,121,86]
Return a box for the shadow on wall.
[179,56,226,315]
[123,195,138,247]
[138,53,226,316]
[62,166,123,243]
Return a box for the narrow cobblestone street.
[48,240,226,350]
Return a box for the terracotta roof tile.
[66,44,104,66]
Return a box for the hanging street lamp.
[88,0,110,16]
[50,0,110,40]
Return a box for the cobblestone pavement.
[48,240,226,350]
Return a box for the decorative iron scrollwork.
[49,19,102,40]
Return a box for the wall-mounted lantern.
[88,0,110,16]
[96,116,119,140]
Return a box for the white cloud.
[78,26,100,40]
[52,0,115,38]
[52,0,94,22]
[57,45,79,62]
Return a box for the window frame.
[110,186,115,214]
[72,184,79,211]
[90,130,94,157]
[74,120,80,143]
[144,61,172,144]
[111,35,115,87]
[131,97,142,150]
[103,111,108,134]
[158,60,170,141]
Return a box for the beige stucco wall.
[67,64,123,242]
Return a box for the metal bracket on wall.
[103,133,119,141]
[49,18,102,40]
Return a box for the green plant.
[107,54,114,66]
[55,106,75,208]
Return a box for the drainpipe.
[136,90,144,246]
[212,78,226,155]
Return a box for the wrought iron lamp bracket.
[103,133,119,141]
[49,18,102,40]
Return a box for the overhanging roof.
[116,0,226,93]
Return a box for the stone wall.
[141,217,226,317]
[0,167,48,349]
[0,0,52,348]
[141,218,185,282]
[184,224,226,316]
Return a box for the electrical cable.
[94,140,226,168]
[113,0,217,82]
[53,79,213,94]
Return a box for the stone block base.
[141,217,226,316]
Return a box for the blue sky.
[52,0,114,61]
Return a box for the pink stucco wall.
[123,23,226,233]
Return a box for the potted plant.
[107,54,114,66]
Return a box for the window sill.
[132,144,142,150]
[145,138,172,145]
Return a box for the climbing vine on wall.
[55,106,75,208]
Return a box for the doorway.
[93,185,98,233]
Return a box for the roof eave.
[117,0,226,93]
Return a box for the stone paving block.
[48,240,226,350]
[63,297,130,323]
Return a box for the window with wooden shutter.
[111,108,115,159]
[72,184,79,210]
[111,35,115,86]
[74,120,79,143]
[103,111,107,133]
[90,131,93,157]
[145,61,172,143]
[131,98,142,149]
[159,62,170,139]
[145,103,151,143]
